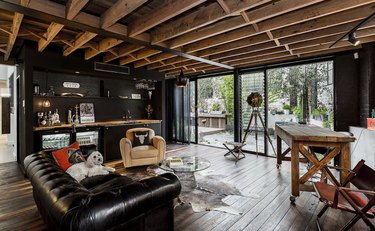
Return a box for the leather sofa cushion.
[131,145,159,158]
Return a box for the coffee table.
[159,156,210,192]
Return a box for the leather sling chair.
[313,159,375,231]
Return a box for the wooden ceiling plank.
[38,22,64,52]
[101,0,147,29]
[66,0,90,20]
[271,3,375,39]
[258,0,375,32]
[184,27,267,53]
[227,51,292,66]
[299,46,362,58]
[218,46,287,63]
[169,16,247,49]
[85,37,123,60]
[151,0,272,44]
[63,31,97,56]
[161,0,321,47]
[129,0,206,37]
[103,44,144,62]
[0,48,6,53]
[278,20,366,45]
[209,41,276,60]
[149,2,369,70]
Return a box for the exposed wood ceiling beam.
[147,1,375,70]
[103,44,144,62]
[63,31,97,56]
[100,0,147,29]
[258,0,375,32]
[38,0,89,52]
[143,0,324,67]
[4,0,29,61]
[216,0,230,14]
[151,0,273,44]
[119,49,161,65]
[272,4,375,39]
[128,0,206,37]
[66,0,90,20]
[0,0,233,70]
[38,22,64,52]
[85,38,123,60]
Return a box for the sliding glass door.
[240,71,266,155]
[194,75,234,147]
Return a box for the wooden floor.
[0,144,372,230]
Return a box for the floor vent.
[94,62,130,75]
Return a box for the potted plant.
[283,104,291,114]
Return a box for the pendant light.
[176,55,188,88]
[176,69,188,88]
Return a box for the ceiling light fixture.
[330,11,375,48]
[176,69,188,88]
[348,32,360,46]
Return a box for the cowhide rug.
[123,166,259,215]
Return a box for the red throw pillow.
[52,142,80,171]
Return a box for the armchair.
[120,127,166,168]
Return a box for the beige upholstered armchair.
[120,127,166,168]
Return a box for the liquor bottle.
[371,109,375,118]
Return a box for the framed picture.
[80,103,95,123]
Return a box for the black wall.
[17,41,165,167]
[334,51,360,131]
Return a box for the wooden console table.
[275,125,355,201]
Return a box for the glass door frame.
[238,68,269,156]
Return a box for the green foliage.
[292,107,303,121]
[282,104,290,110]
[211,103,221,111]
[312,106,327,115]
[219,75,234,125]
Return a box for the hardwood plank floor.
[0,144,372,230]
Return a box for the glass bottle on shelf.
[48,86,55,96]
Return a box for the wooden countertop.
[33,119,162,131]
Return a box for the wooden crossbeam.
[38,22,64,52]
[101,0,147,29]
[66,0,90,20]
[129,0,206,37]
[63,31,97,56]
[151,0,272,44]
[4,0,29,61]
[85,38,123,60]
[103,44,144,62]
[217,0,231,14]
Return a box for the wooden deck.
[0,145,372,230]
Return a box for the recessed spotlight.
[75,71,80,74]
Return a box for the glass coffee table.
[159,156,210,192]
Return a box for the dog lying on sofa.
[66,151,115,182]
[24,150,181,231]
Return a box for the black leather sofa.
[24,151,181,231]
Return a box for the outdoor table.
[275,124,355,202]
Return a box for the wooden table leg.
[277,135,282,167]
[291,141,300,200]
[340,142,350,187]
